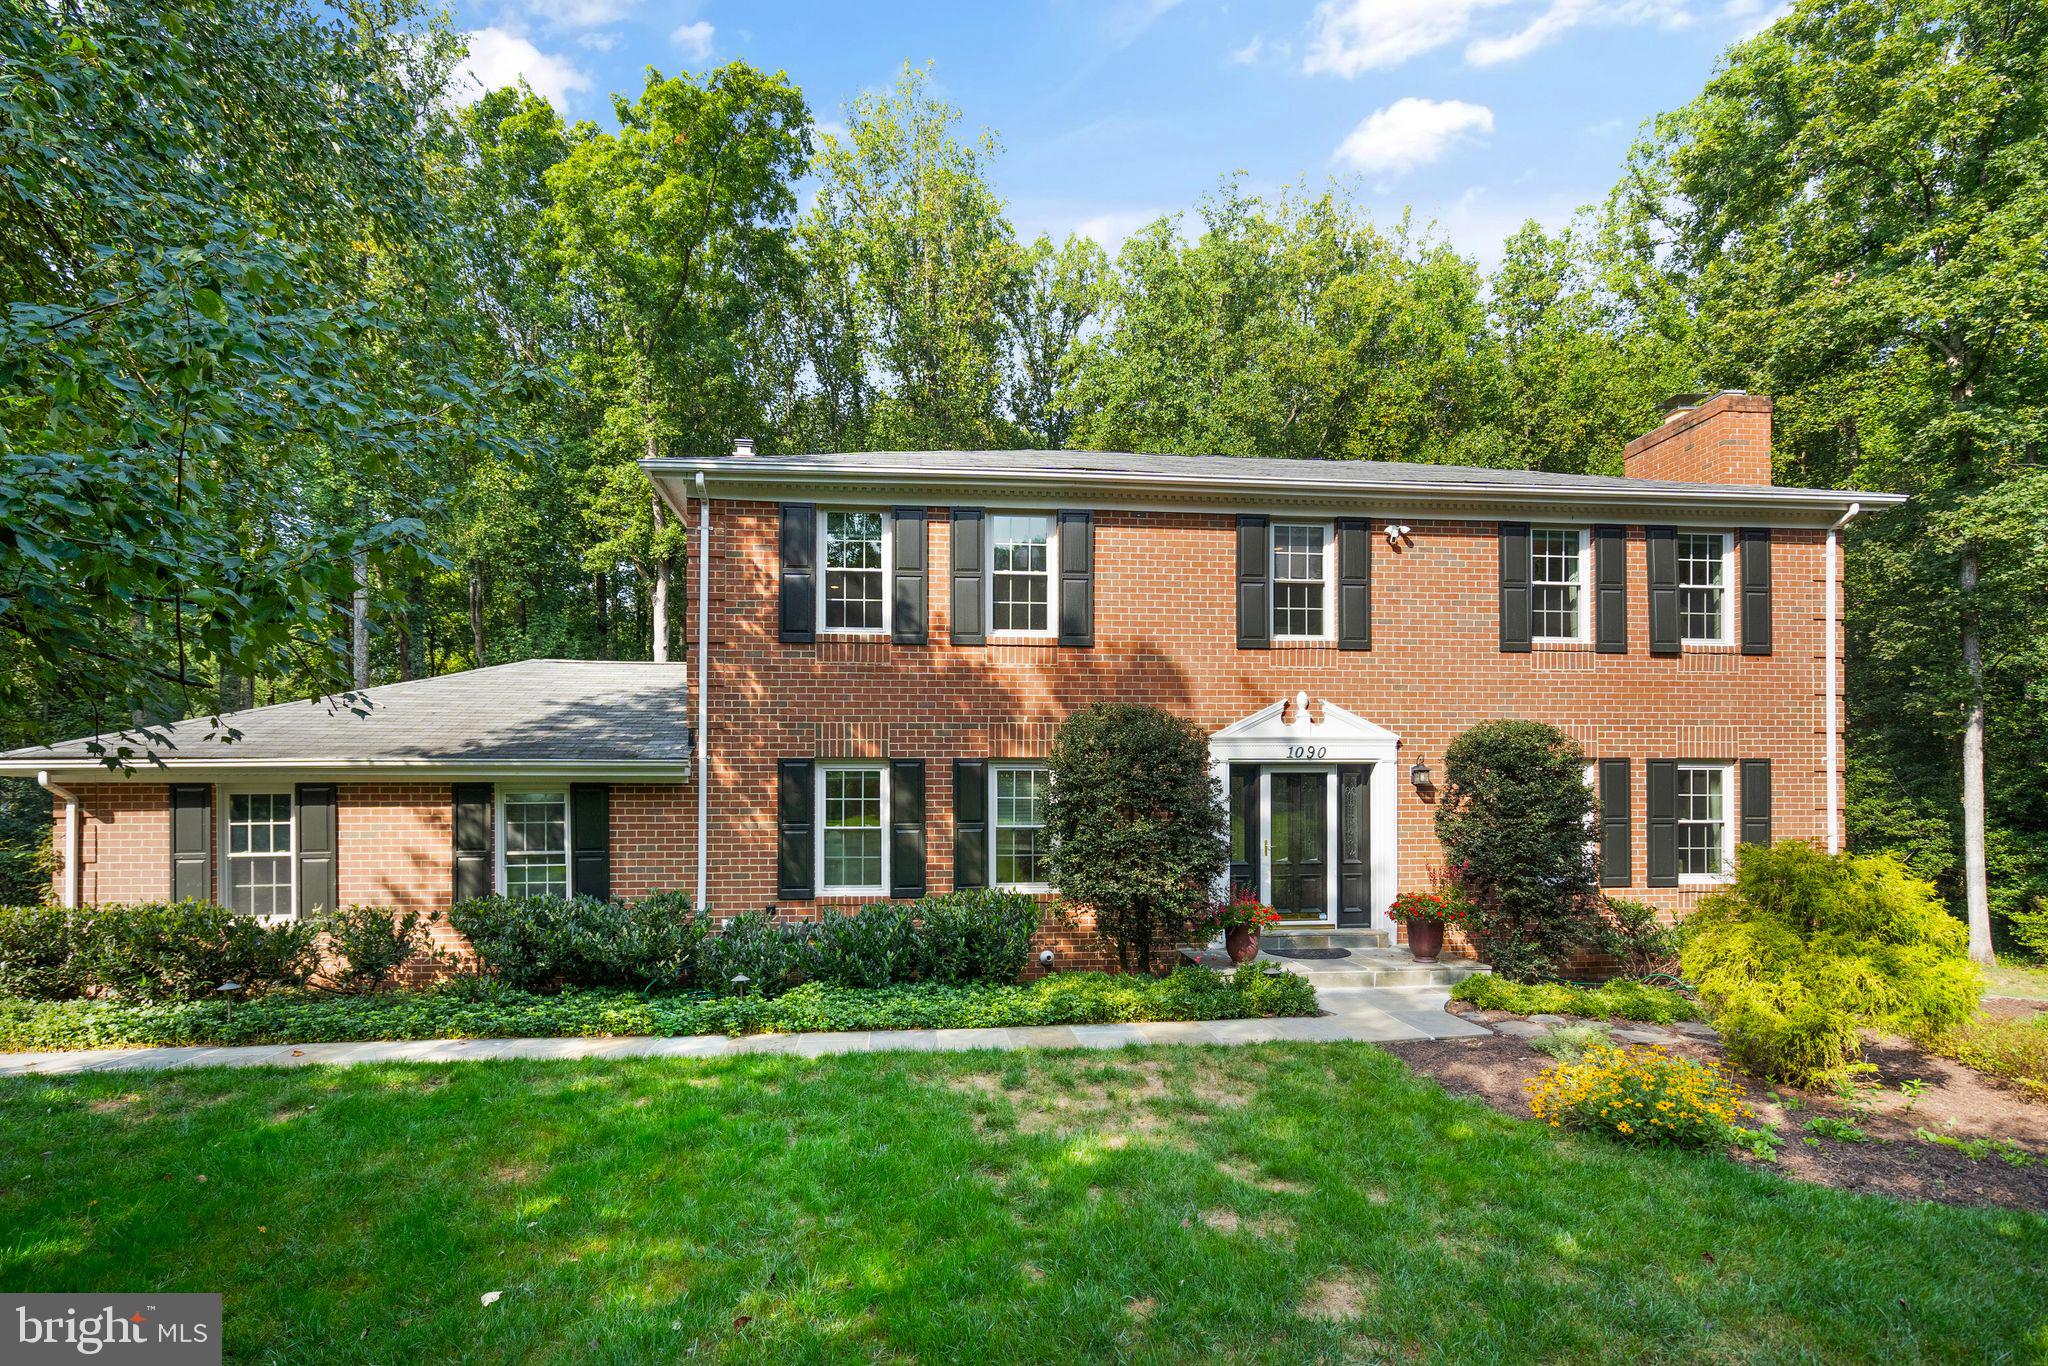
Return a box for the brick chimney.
[1623,391,1773,485]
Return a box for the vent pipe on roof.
[731,437,756,456]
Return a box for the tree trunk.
[1959,550,1992,964]
[651,497,671,664]
[468,567,487,667]
[351,549,371,689]
[593,571,610,658]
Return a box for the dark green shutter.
[1646,761,1678,887]
[892,506,927,645]
[1740,528,1772,656]
[779,503,816,643]
[1594,525,1627,655]
[1647,526,1679,656]
[1337,518,1371,651]
[890,759,926,898]
[295,783,337,916]
[170,784,211,902]
[953,759,988,888]
[1057,510,1094,647]
[570,783,610,900]
[1236,515,1270,650]
[452,783,493,903]
[1337,764,1371,925]
[1740,759,1773,848]
[950,509,985,645]
[1498,522,1531,652]
[1597,759,1631,888]
[1227,764,1260,898]
[777,759,814,899]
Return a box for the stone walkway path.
[0,986,1490,1077]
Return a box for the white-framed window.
[1676,763,1734,882]
[818,763,888,895]
[1531,526,1591,643]
[821,509,888,634]
[1677,531,1732,645]
[222,790,294,918]
[1271,521,1333,641]
[988,513,1055,637]
[499,788,570,898]
[992,765,1051,891]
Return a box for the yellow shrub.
[1525,1044,1754,1148]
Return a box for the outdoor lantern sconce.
[1409,761,1434,793]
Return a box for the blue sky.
[449,0,1781,265]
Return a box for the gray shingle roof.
[0,660,691,768]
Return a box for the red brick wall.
[1623,393,1774,486]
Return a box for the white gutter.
[1824,502,1863,853]
[0,759,695,782]
[37,771,80,909]
[694,470,710,915]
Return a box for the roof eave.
[0,757,694,782]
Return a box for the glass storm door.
[1268,771,1329,918]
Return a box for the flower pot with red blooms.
[1204,893,1281,965]
[1389,890,1467,965]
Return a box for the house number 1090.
[1285,745,1327,760]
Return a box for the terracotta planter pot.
[1224,926,1261,964]
[1406,917,1445,964]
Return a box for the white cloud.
[454,28,591,109]
[1229,35,1265,64]
[1103,0,1186,48]
[577,30,618,51]
[1304,0,1510,75]
[1332,98,1494,175]
[670,20,715,61]
[1466,0,1688,65]
[524,0,638,27]
[1075,208,1172,250]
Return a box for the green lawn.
[2,1045,2043,1361]
[1989,959,2048,1002]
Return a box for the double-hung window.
[989,513,1054,636]
[1676,764,1733,882]
[992,766,1050,890]
[1271,522,1331,641]
[1677,531,1731,645]
[1530,527,1590,642]
[819,765,887,894]
[224,791,293,917]
[822,510,887,633]
[500,789,569,897]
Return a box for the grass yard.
[3,1045,2044,1362]
[1989,959,2048,1002]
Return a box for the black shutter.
[1594,525,1628,655]
[1337,764,1371,925]
[1227,763,1260,898]
[953,759,988,888]
[1740,527,1772,656]
[452,783,493,903]
[1498,522,1531,652]
[570,783,611,900]
[1647,526,1680,656]
[1597,759,1631,888]
[776,759,814,899]
[295,783,337,916]
[779,503,817,644]
[889,759,926,898]
[1740,759,1773,848]
[1646,760,1678,887]
[1236,515,1271,650]
[949,508,985,645]
[1057,509,1094,647]
[1337,518,1371,651]
[170,784,211,902]
[892,507,928,645]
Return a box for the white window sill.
[1677,874,1733,887]
[819,886,887,899]
[995,882,1053,895]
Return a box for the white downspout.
[694,471,710,914]
[37,771,80,909]
[1824,502,1862,854]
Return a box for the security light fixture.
[1409,761,1433,792]
[1385,524,1414,547]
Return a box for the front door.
[1268,771,1328,919]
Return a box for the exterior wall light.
[1409,761,1433,792]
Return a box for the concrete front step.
[1262,927,1393,951]
[1254,943,1489,990]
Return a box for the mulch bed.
[1385,1009,2048,1215]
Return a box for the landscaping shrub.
[1451,972,1700,1024]
[447,892,705,991]
[1434,720,1604,982]
[1530,1022,1615,1061]
[0,903,87,999]
[1045,702,1227,973]
[75,900,319,1000]
[1601,898,1679,977]
[1681,842,1982,1086]
[913,887,1041,984]
[1525,1044,1754,1148]
[697,910,815,997]
[813,903,918,988]
[316,905,440,993]
[0,966,1318,1050]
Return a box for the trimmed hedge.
[0,964,1319,1051]
[1450,973,1702,1024]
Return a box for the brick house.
[2,391,1901,969]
